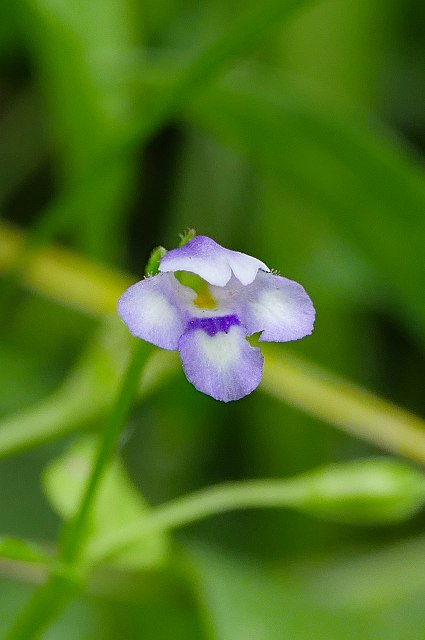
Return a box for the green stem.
[89,478,307,564]
[3,572,80,640]
[3,339,151,640]
[60,339,152,564]
[88,458,425,564]
[0,221,131,316]
[260,348,425,465]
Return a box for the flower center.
[175,271,217,309]
[193,289,216,309]
[187,315,240,337]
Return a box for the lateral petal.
[117,272,195,350]
[210,271,315,342]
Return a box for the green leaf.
[0,315,178,459]
[188,543,425,640]
[285,535,425,639]
[0,537,50,565]
[42,436,169,569]
[187,545,362,640]
[300,533,425,612]
[187,70,425,345]
[8,0,318,276]
[22,0,143,262]
[0,317,129,459]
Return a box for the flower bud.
[296,458,425,524]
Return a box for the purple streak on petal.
[187,314,240,336]
[178,323,263,402]
[117,272,195,350]
[159,235,269,287]
[230,270,315,342]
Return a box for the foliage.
[0,0,425,638]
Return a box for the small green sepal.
[179,228,196,246]
[145,246,167,277]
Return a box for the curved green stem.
[89,458,425,564]
[89,478,308,563]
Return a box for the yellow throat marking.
[194,287,217,309]
[175,271,217,309]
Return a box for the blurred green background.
[1,0,425,638]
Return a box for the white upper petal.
[159,235,269,287]
[117,272,195,350]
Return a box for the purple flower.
[118,236,315,402]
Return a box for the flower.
[118,235,315,402]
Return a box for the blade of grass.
[1,0,315,297]
[22,0,143,262]
[186,71,425,343]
